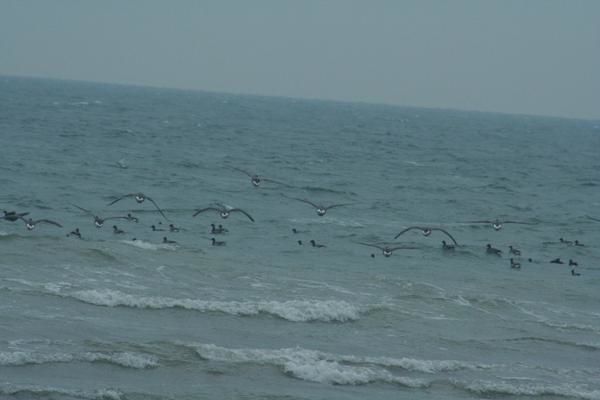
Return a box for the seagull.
[284,195,350,217]
[193,205,254,222]
[2,210,29,222]
[107,193,168,220]
[358,242,417,257]
[310,239,326,248]
[19,217,62,230]
[232,167,290,188]
[72,204,130,228]
[509,245,521,256]
[394,226,459,246]
[465,218,536,231]
[486,244,502,256]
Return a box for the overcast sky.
[1,0,599,119]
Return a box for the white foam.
[192,343,427,387]
[461,380,600,400]
[0,384,122,400]
[0,350,157,369]
[120,240,176,251]
[64,289,362,322]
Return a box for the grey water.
[1,76,599,400]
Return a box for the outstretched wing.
[389,245,419,251]
[193,207,222,217]
[231,167,253,178]
[465,220,493,224]
[36,219,63,228]
[145,196,169,220]
[261,177,293,188]
[103,216,131,222]
[71,204,94,217]
[394,226,425,239]
[432,228,459,246]
[357,242,384,251]
[230,208,255,222]
[107,193,136,206]
[587,215,600,222]
[504,220,536,225]
[294,197,321,209]
[324,203,351,210]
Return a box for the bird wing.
[71,204,94,216]
[357,242,384,250]
[231,167,254,178]
[292,197,320,209]
[261,177,293,187]
[465,220,493,224]
[193,207,221,217]
[324,203,351,210]
[389,245,419,251]
[587,215,600,222]
[393,226,423,239]
[103,216,130,221]
[145,196,169,220]
[504,220,535,225]
[432,228,459,246]
[36,219,63,227]
[230,208,255,222]
[107,193,136,206]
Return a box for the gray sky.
[1,0,599,119]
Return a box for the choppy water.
[1,76,599,400]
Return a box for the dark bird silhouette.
[465,218,536,231]
[510,258,521,269]
[232,167,291,188]
[2,210,29,222]
[20,217,62,230]
[284,195,351,217]
[72,204,131,228]
[310,239,326,248]
[486,244,502,256]
[358,242,417,257]
[509,245,521,256]
[211,238,226,246]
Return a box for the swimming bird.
[193,205,254,222]
[19,217,62,230]
[67,228,82,239]
[232,167,290,188]
[358,242,416,257]
[486,244,502,256]
[510,258,521,269]
[210,224,228,234]
[441,240,455,251]
[559,238,573,245]
[113,225,125,234]
[151,225,165,232]
[574,240,585,247]
[509,245,521,256]
[107,193,168,220]
[125,213,139,223]
[284,196,350,217]
[550,258,564,264]
[169,224,181,232]
[163,237,177,244]
[298,240,303,246]
[211,238,226,246]
[569,259,578,267]
[310,239,326,248]
[71,204,130,228]
[2,210,29,222]
[466,218,536,231]
[292,228,309,234]
[394,226,459,246]
[571,269,581,276]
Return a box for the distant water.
[1,76,599,400]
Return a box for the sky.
[1,0,599,120]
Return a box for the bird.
[19,217,62,230]
[394,226,459,246]
[441,240,455,251]
[163,237,177,244]
[297,240,303,246]
[571,269,581,276]
[125,213,139,223]
[292,228,309,234]
[510,258,521,269]
[358,242,416,257]
[284,195,350,217]
[310,239,326,248]
[574,240,585,247]
[509,245,521,256]
[550,258,564,264]
[210,224,228,234]
[169,224,181,232]
[465,218,536,231]
[107,193,168,220]
[211,238,226,246]
[71,204,130,228]
[231,167,290,188]
[569,259,578,267]
[2,210,29,222]
[193,205,254,222]
[151,225,165,232]
[113,225,125,234]
[486,244,502,256]
[66,228,82,239]
[559,238,573,245]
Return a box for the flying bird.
[464,218,535,231]
[232,167,290,188]
[107,193,168,220]
[284,195,350,217]
[19,217,62,230]
[193,204,254,222]
[394,226,459,246]
[72,204,131,228]
[357,242,417,257]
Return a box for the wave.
[190,343,428,387]
[0,384,123,400]
[0,350,158,369]
[456,380,600,400]
[59,289,364,322]
[120,239,177,251]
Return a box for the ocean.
[0,75,599,399]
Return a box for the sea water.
[0,76,599,399]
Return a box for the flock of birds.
[1,167,596,277]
